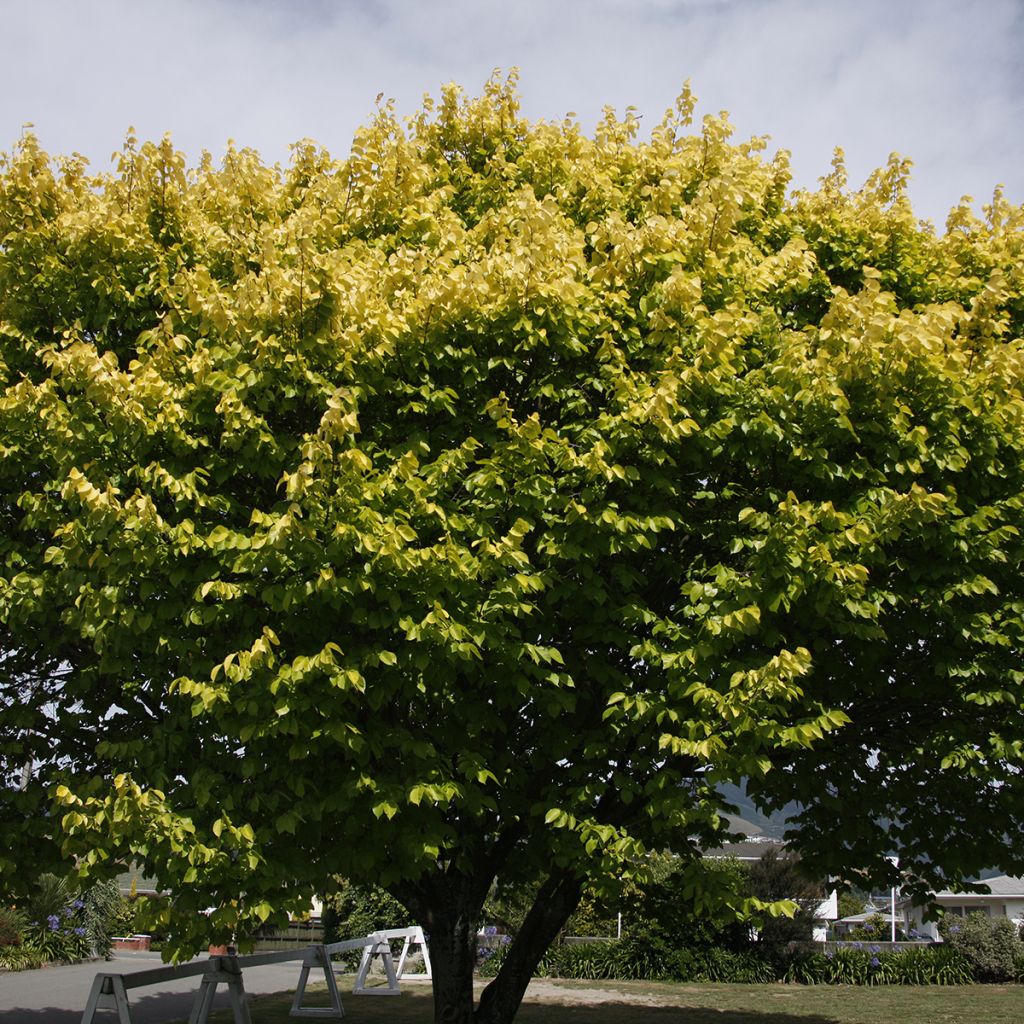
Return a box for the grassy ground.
[188,977,1024,1024]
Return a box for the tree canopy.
[2,74,1024,1023]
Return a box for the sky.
[1,0,1022,226]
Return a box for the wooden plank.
[229,948,312,968]
[116,958,216,989]
[321,937,375,956]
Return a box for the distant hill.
[719,782,799,841]
[722,814,766,837]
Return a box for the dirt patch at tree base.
[517,980,694,1007]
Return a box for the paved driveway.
[0,951,312,1023]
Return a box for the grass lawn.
[186,977,1024,1024]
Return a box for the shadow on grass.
[0,985,845,1024]
[515,1005,838,1024]
[176,986,842,1024]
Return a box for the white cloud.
[1,0,1021,223]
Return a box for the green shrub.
[321,880,412,965]
[0,943,46,971]
[624,856,754,953]
[551,938,669,981]
[22,873,77,927]
[939,912,1023,982]
[13,873,127,964]
[746,849,823,958]
[322,881,410,943]
[690,947,777,983]
[785,947,973,985]
[477,939,979,986]
[480,939,778,984]
[844,913,908,942]
[0,906,26,947]
[27,922,92,964]
[485,881,545,939]
[80,880,127,958]
[476,943,511,978]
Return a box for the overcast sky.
[2,0,1021,226]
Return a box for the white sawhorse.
[79,928,433,1023]
[189,957,252,1024]
[81,955,251,1024]
[353,935,400,995]
[290,940,362,1018]
[350,926,431,993]
[395,926,432,980]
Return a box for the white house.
[831,910,900,938]
[903,875,1024,940]
[705,839,838,941]
[811,890,838,942]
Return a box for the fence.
[80,926,431,1024]
[822,939,936,952]
[250,922,325,952]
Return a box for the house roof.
[931,875,1024,899]
[115,865,162,895]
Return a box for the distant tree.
[2,74,1024,1024]
[748,849,824,955]
[836,890,868,920]
[321,879,410,947]
[626,854,754,953]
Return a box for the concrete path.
[0,950,314,1023]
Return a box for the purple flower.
[63,907,74,918]
[824,951,834,960]
[869,945,880,953]
[72,900,84,909]
[74,927,87,936]
[870,956,880,967]
[47,914,60,931]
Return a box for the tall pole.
[886,854,899,944]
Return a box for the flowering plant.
[27,904,93,963]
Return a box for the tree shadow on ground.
[0,985,236,1024]
[0,988,845,1024]
[515,1004,837,1024]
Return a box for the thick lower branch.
[474,869,583,1024]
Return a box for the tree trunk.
[474,870,583,1024]
[390,860,583,1024]
[392,873,488,1024]
[427,905,480,1024]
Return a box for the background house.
[903,875,1024,940]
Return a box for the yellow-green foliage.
[1,74,1023,964]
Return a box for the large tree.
[2,75,1024,1023]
